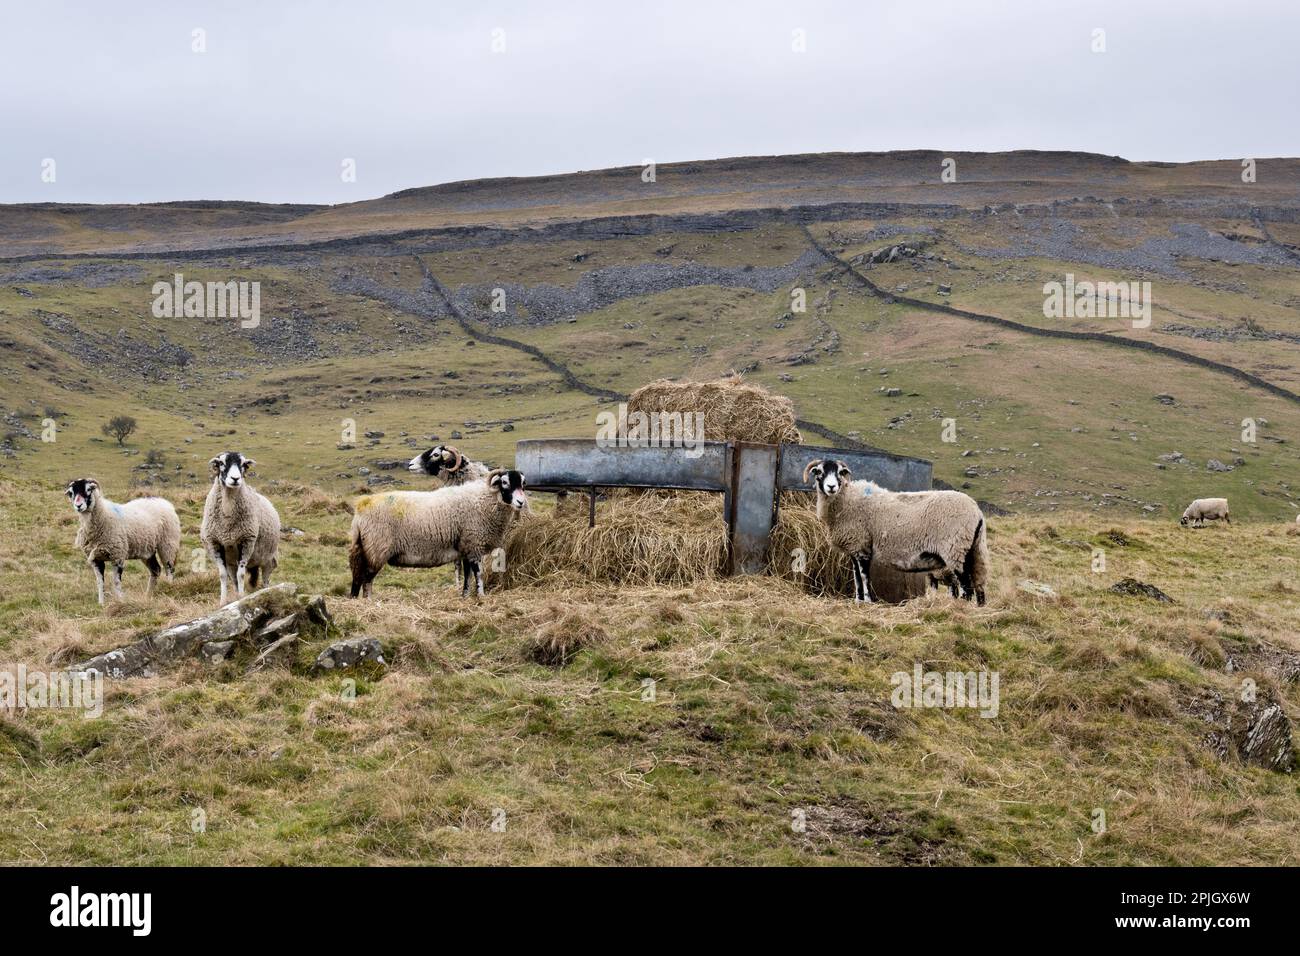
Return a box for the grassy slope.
[2,477,1299,865]
[3,152,1300,864]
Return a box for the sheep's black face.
[1179,515,1190,526]
[408,445,462,477]
[409,448,440,476]
[66,478,98,513]
[805,459,851,496]
[211,451,255,488]
[490,469,527,510]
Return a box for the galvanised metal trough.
[514,438,932,575]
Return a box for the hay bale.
[627,374,801,446]
[505,493,728,586]
[768,502,928,603]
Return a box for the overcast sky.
[2,0,1296,205]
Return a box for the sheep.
[349,468,527,599]
[408,444,495,590]
[65,478,181,605]
[803,459,989,606]
[408,444,492,486]
[200,451,281,604]
[1181,497,1230,527]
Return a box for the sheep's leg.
[459,557,472,598]
[92,559,106,606]
[235,542,251,597]
[205,541,229,604]
[474,559,485,597]
[862,557,878,603]
[850,557,864,602]
[144,555,162,597]
[112,561,125,600]
[247,565,261,590]
[855,555,876,603]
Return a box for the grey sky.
[2,0,1296,205]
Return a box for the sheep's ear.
[209,457,223,474]
[85,479,99,491]
[837,462,852,479]
[242,458,257,475]
[802,459,823,484]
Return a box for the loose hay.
[627,374,802,446]
[506,493,728,586]
[506,493,927,603]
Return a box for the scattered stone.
[1110,577,1173,602]
[314,636,386,671]
[200,641,235,664]
[1186,689,1294,772]
[1206,459,1234,472]
[1017,580,1058,599]
[1154,394,1177,405]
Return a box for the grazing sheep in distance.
[803,459,989,605]
[408,444,491,486]
[1181,498,1230,528]
[66,478,180,605]
[200,451,281,604]
[349,468,527,599]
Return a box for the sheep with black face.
[200,451,281,604]
[803,459,989,605]
[407,444,492,486]
[349,468,527,599]
[66,478,181,605]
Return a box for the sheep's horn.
[448,447,464,472]
[485,468,507,485]
[802,459,823,484]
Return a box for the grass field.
[2,476,1299,865]
[3,150,1299,865]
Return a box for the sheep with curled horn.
[407,444,491,486]
[803,459,989,605]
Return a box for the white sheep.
[1180,498,1230,527]
[408,444,491,486]
[66,478,181,605]
[803,459,990,605]
[349,468,527,598]
[200,451,281,604]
